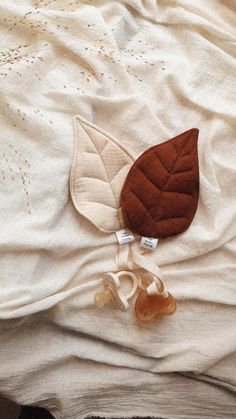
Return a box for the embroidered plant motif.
[0,143,32,215]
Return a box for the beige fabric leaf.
[70,115,134,232]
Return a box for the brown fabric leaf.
[120,128,199,239]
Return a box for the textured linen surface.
[0,1,236,418]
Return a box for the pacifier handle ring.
[116,271,138,300]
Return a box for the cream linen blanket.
[0,1,236,418]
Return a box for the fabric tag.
[140,237,158,250]
[116,229,135,245]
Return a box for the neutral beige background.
[0,1,235,418]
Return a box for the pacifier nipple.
[94,288,114,309]
[135,277,176,323]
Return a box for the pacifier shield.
[135,291,177,323]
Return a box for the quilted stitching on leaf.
[120,128,199,239]
[70,116,133,232]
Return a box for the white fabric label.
[140,237,158,250]
[116,229,135,245]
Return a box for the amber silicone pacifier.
[135,279,176,323]
[94,271,138,312]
